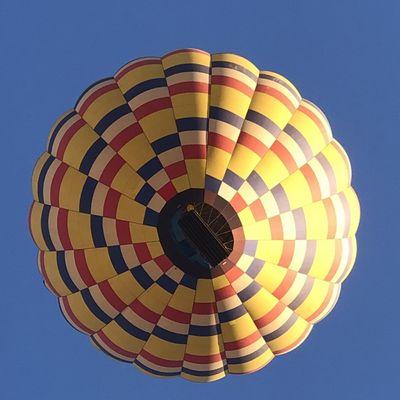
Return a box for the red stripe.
[273,270,296,298]
[115,58,161,81]
[324,198,337,239]
[164,160,187,180]
[74,250,96,287]
[133,243,152,264]
[274,325,311,355]
[50,162,68,207]
[39,251,60,295]
[230,193,247,212]
[163,48,209,58]
[116,220,132,245]
[301,164,321,202]
[278,240,295,267]
[250,199,267,221]
[269,216,283,240]
[299,105,328,140]
[211,75,254,97]
[224,265,243,283]
[224,330,261,351]
[214,285,236,301]
[324,240,342,281]
[100,155,124,186]
[158,181,177,201]
[256,84,296,113]
[57,208,72,250]
[109,122,142,151]
[207,132,235,153]
[96,331,137,359]
[271,141,297,173]
[254,302,286,328]
[163,306,191,324]
[98,280,126,312]
[77,82,118,115]
[60,297,94,334]
[237,131,267,157]
[56,119,86,159]
[192,302,216,314]
[306,285,334,322]
[139,349,182,368]
[103,189,121,219]
[130,301,160,324]
[134,97,171,120]
[168,82,209,96]
[154,255,173,272]
[182,144,206,159]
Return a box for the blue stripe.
[137,157,163,180]
[209,106,243,129]
[247,171,268,196]
[223,170,244,190]
[143,208,159,227]
[81,288,112,324]
[218,305,247,323]
[79,139,107,175]
[227,345,268,364]
[79,177,97,213]
[152,134,180,154]
[57,251,79,292]
[164,63,209,77]
[152,326,187,344]
[135,183,155,206]
[90,336,131,363]
[205,175,222,193]
[47,111,76,153]
[237,281,260,303]
[246,109,280,135]
[124,78,166,102]
[176,117,208,132]
[37,155,55,203]
[41,205,55,251]
[211,60,258,81]
[182,365,227,377]
[156,275,178,294]
[115,314,150,340]
[90,215,106,247]
[94,104,131,135]
[180,274,197,290]
[131,265,153,289]
[188,324,221,336]
[246,258,264,278]
[108,246,129,273]
[74,77,113,108]
[135,359,179,376]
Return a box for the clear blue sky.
[1,0,398,399]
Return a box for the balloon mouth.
[157,189,240,278]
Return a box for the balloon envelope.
[29,48,360,382]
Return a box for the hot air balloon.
[29,48,360,382]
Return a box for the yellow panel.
[29,203,47,250]
[42,251,71,296]
[62,125,98,169]
[118,135,155,171]
[59,167,86,211]
[82,89,126,127]
[67,292,104,331]
[85,247,116,282]
[108,271,145,304]
[67,211,94,249]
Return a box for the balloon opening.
[157,189,235,278]
[179,203,233,267]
